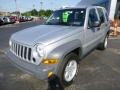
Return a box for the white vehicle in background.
[0,17,4,25]
[0,16,15,24]
[0,16,4,24]
[0,16,7,24]
[4,16,16,24]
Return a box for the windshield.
[46,9,86,26]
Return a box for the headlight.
[9,40,12,46]
[36,44,45,57]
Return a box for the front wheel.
[57,53,79,87]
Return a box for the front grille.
[10,41,32,61]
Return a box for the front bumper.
[6,49,55,80]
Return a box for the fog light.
[48,72,53,77]
[41,59,58,64]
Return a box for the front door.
[83,8,100,54]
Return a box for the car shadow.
[47,75,64,90]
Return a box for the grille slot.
[10,41,32,61]
[28,48,31,60]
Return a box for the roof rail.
[60,6,73,9]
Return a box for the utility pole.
[39,1,43,17]
[40,1,43,10]
[50,2,54,10]
[33,4,35,9]
[0,6,2,11]
[14,0,21,16]
[14,0,18,12]
[32,4,36,16]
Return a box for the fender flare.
[47,39,82,62]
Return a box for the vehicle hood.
[11,25,83,46]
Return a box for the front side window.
[46,9,86,26]
[88,8,99,26]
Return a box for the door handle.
[105,24,108,26]
[96,27,100,31]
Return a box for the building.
[77,0,120,21]
[0,11,11,16]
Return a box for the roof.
[57,5,104,11]
[77,0,109,6]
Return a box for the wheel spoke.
[65,66,70,72]
[69,71,73,77]
[65,72,69,79]
[68,61,72,67]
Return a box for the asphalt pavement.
[0,21,120,90]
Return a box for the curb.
[109,35,120,39]
[0,49,4,54]
[118,27,120,32]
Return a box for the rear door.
[96,7,109,42]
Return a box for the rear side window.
[102,8,109,21]
[97,8,105,23]
[105,11,109,21]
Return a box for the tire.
[98,36,108,50]
[57,53,79,87]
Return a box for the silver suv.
[7,6,110,87]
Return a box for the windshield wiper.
[45,22,53,25]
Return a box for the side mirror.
[89,20,101,28]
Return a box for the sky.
[0,0,81,13]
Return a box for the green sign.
[62,11,70,23]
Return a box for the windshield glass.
[46,9,86,26]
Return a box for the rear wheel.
[98,36,108,50]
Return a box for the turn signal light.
[48,72,54,77]
[41,59,58,64]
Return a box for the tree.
[21,9,53,17]
[22,11,31,16]
[44,10,53,17]
[38,10,45,17]
[31,9,38,16]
